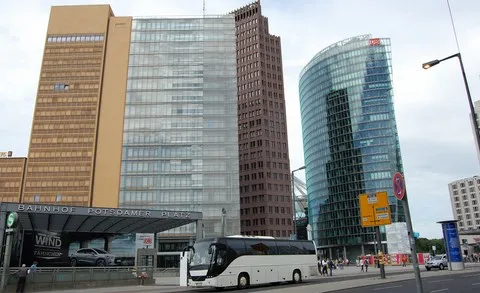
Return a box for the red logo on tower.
[393,172,406,201]
[369,38,381,46]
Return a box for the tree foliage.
[415,238,445,254]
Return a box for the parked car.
[70,248,118,267]
[425,254,448,271]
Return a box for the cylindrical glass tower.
[298,35,405,259]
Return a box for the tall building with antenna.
[231,1,293,238]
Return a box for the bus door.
[210,243,229,277]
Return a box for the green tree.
[415,238,445,254]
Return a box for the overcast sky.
[1,0,479,239]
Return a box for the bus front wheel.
[292,269,302,284]
[237,273,250,289]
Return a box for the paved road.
[333,271,480,293]
[33,263,480,293]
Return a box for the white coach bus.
[185,236,318,289]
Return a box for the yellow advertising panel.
[359,191,392,227]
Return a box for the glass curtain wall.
[298,35,405,257]
[120,16,240,237]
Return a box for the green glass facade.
[299,35,405,257]
[120,17,240,237]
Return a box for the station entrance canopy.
[0,202,202,234]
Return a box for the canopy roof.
[1,202,202,234]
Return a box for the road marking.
[373,285,402,291]
[472,283,480,285]
[428,279,453,283]
[430,289,448,293]
[462,274,480,278]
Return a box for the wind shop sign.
[22,230,70,266]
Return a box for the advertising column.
[438,220,464,271]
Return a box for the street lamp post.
[291,166,306,240]
[423,53,480,156]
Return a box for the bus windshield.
[190,241,214,266]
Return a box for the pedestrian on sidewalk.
[318,257,323,275]
[11,264,29,293]
[321,259,328,276]
[327,259,334,276]
[401,255,407,267]
[360,258,365,272]
[365,258,369,272]
[29,261,38,274]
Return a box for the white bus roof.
[226,235,275,239]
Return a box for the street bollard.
[378,251,386,279]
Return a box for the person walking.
[317,257,323,276]
[364,258,369,272]
[401,255,407,267]
[327,258,334,276]
[12,264,29,293]
[29,261,38,274]
[360,258,365,272]
[321,259,328,276]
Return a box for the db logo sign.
[143,237,153,245]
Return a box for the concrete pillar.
[361,244,365,256]
[328,247,333,259]
[0,210,6,266]
[80,240,89,248]
[104,235,115,252]
[343,246,347,260]
[196,220,203,241]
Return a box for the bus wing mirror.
[182,245,195,257]
[208,244,215,255]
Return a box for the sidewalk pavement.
[33,263,480,293]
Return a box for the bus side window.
[289,241,305,254]
[263,240,278,255]
[276,240,292,255]
[226,239,246,258]
[303,241,316,254]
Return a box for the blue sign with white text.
[441,221,462,262]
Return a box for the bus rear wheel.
[237,273,250,289]
[292,269,302,284]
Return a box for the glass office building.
[120,16,240,238]
[298,35,405,259]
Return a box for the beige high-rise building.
[0,153,27,203]
[448,176,480,231]
[22,5,132,207]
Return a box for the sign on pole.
[359,191,392,227]
[393,172,406,200]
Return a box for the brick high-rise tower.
[231,1,293,238]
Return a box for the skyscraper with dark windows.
[231,1,293,238]
[299,35,405,259]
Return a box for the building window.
[34,195,40,202]
[56,194,62,202]
[54,83,69,92]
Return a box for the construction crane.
[292,174,308,218]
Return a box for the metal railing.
[1,266,154,292]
